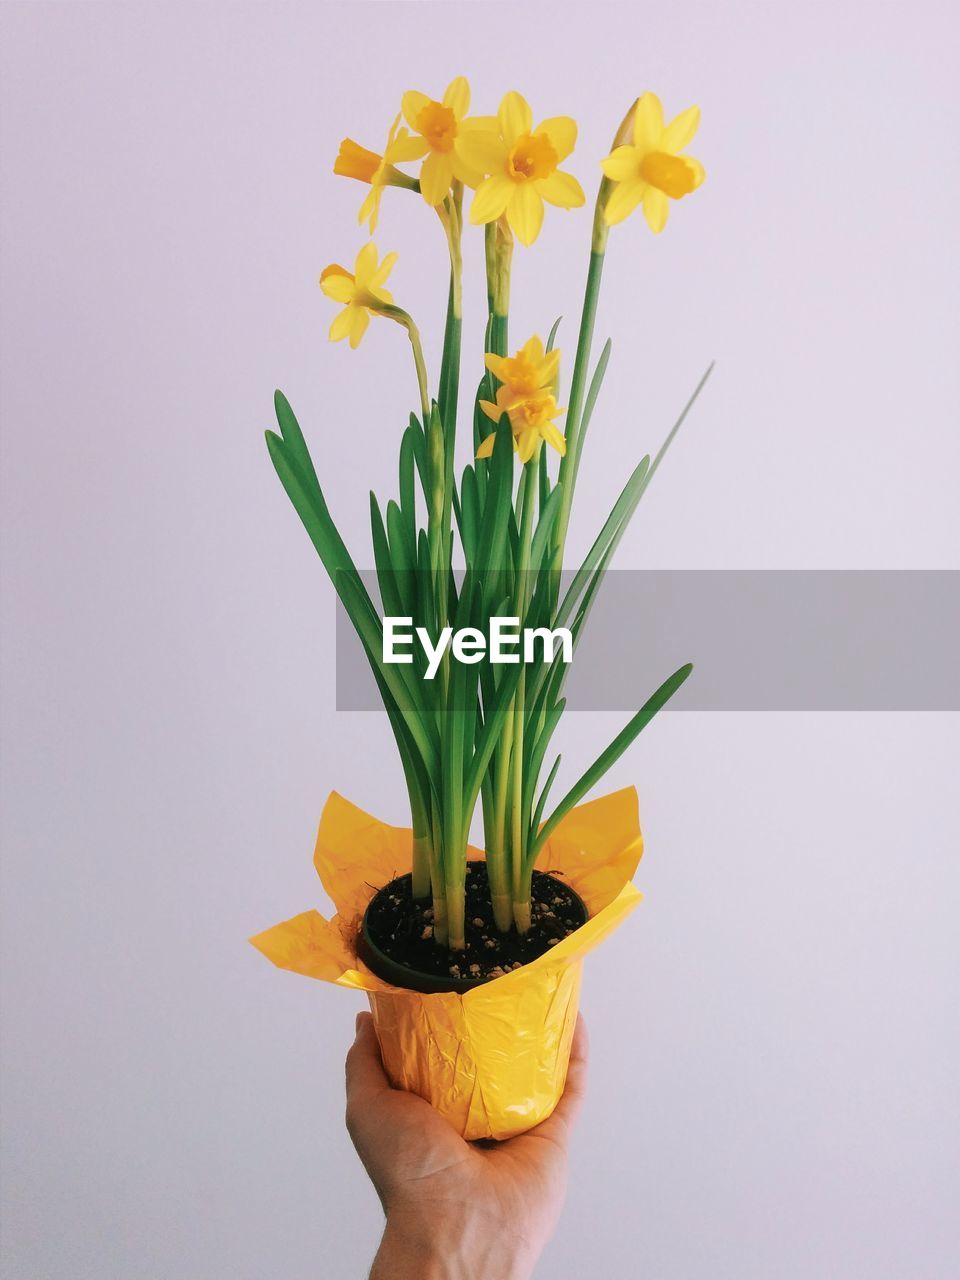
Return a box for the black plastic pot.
[357,865,589,995]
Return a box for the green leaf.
[337,572,441,786]
[399,425,417,536]
[474,418,514,577]
[274,390,321,492]
[530,752,562,849]
[538,443,551,513]
[573,337,611,465]
[521,697,565,839]
[370,492,404,619]
[463,659,524,823]
[555,456,650,630]
[529,483,564,577]
[529,662,693,864]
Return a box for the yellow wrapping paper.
[251,787,644,1140]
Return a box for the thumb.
[345,1012,390,1118]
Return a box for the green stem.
[407,322,431,428]
[551,212,609,578]
[509,460,538,931]
[488,702,514,932]
[510,675,526,926]
[484,219,512,355]
[367,299,431,425]
[438,186,463,438]
[429,804,448,947]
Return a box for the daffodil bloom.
[477,389,566,463]
[319,242,397,348]
[601,92,705,233]
[334,137,381,184]
[350,114,422,233]
[463,91,585,246]
[388,76,494,207]
[484,335,560,409]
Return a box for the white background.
[1,2,958,1276]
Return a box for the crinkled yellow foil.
[251,787,643,1140]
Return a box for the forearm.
[369,1208,537,1280]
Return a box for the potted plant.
[252,80,710,1140]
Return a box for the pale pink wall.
[1,3,958,1277]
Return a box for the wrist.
[370,1205,536,1280]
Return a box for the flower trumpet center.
[510,393,557,430]
[320,264,355,288]
[415,101,458,153]
[639,151,700,199]
[334,138,380,184]
[501,354,542,396]
[507,132,559,183]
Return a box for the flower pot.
[251,787,645,1140]
[357,862,590,994]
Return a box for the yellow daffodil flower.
[334,137,381,184]
[477,389,566,463]
[462,91,585,246]
[483,335,560,409]
[601,92,705,233]
[319,242,397,349]
[350,114,418,234]
[388,76,495,207]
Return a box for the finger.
[345,1012,390,1120]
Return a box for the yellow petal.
[461,115,499,132]
[358,187,381,231]
[370,285,393,306]
[329,306,354,343]
[542,348,561,386]
[520,335,544,362]
[661,104,701,153]
[456,129,508,177]
[507,184,544,246]
[443,76,470,120]
[633,92,664,150]
[601,144,640,183]
[537,116,577,161]
[483,353,509,380]
[450,149,485,190]
[353,241,379,286]
[469,173,513,225]
[498,90,532,145]
[475,432,496,458]
[604,177,646,226]
[685,155,706,189]
[642,187,669,234]
[479,399,502,422]
[370,250,397,288]
[516,430,540,464]
[348,306,370,349]
[319,271,355,303]
[541,421,567,456]
[419,151,454,206]
[495,386,525,412]
[402,90,430,133]
[389,134,430,162]
[539,169,585,209]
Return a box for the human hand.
[345,1010,589,1280]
